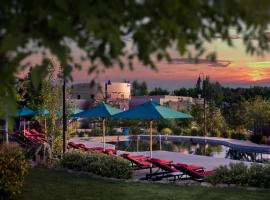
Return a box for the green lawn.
[20,168,270,200]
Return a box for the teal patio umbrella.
[35,108,49,116]
[113,100,192,158]
[16,106,35,132]
[73,102,123,150]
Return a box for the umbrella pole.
[149,120,153,175]
[19,117,21,132]
[45,117,47,133]
[150,120,153,158]
[5,120,8,144]
[103,118,106,151]
[24,118,26,133]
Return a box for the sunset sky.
[21,38,270,90]
[72,38,270,90]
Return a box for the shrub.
[210,128,221,137]
[230,128,248,140]
[172,127,182,135]
[161,128,173,135]
[247,164,265,187]
[207,162,270,188]
[90,128,102,136]
[61,151,132,179]
[180,128,191,136]
[0,143,28,200]
[107,128,121,136]
[221,129,232,138]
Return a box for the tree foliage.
[149,87,170,95]
[131,80,148,96]
[244,96,270,135]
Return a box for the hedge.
[207,162,270,188]
[61,151,132,179]
[0,143,28,200]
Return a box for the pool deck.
[69,138,116,150]
[120,150,251,172]
[134,135,270,154]
[69,136,269,180]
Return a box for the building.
[129,95,203,111]
[71,81,131,110]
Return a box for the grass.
[20,167,270,200]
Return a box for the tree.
[131,80,148,96]
[222,101,249,129]
[244,96,270,136]
[1,1,270,120]
[191,104,227,136]
[203,76,224,107]
[149,87,170,95]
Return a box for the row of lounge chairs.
[67,142,213,182]
[120,153,214,182]
[15,129,48,143]
[67,142,116,155]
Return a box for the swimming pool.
[112,137,270,163]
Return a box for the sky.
[72,38,270,90]
[20,38,270,91]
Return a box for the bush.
[172,127,182,135]
[0,143,28,200]
[61,151,132,179]
[209,128,221,137]
[161,128,173,135]
[207,162,270,188]
[221,129,232,138]
[90,128,102,136]
[231,128,248,140]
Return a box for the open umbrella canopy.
[73,102,123,118]
[35,108,49,116]
[72,108,83,115]
[112,101,192,119]
[72,102,123,151]
[16,106,35,117]
[112,100,192,161]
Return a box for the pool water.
[112,140,270,163]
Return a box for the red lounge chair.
[67,142,80,149]
[30,129,45,137]
[121,153,152,169]
[173,164,213,181]
[23,130,48,143]
[78,143,95,151]
[88,147,104,152]
[172,163,204,172]
[150,158,173,165]
[146,158,183,181]
[104,149,116,155]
